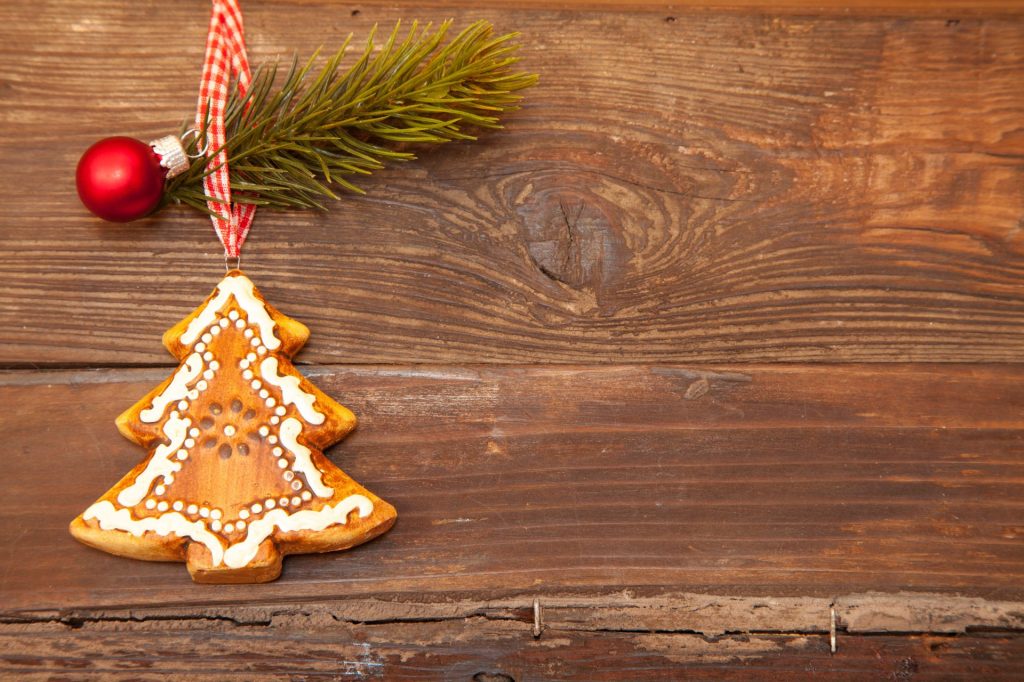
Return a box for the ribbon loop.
[196,0,255,258]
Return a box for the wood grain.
[2,364,1023,614]
[2,625,1023,680]
[1,3,1023,365]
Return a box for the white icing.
[179,274,281,350]
[84,500,224,566]
[222,494,373,569]
[279,418,332,497]
[117,413,189,506]
[140,354,203,423]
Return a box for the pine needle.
[164,20,537,211]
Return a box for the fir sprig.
[164,20,537,213]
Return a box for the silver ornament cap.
[149,135,189,180]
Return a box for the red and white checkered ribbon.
[196,0,255,259]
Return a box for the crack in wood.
[3,592,1022,638]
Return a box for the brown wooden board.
[2,0,1024,676]
[2,625,1024,680]
[1,3,1024,365]
[2,365,1023,614]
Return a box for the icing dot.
[188,389,199,400]
[177,400,189,411]
[211,520,222,532]
[187,504,198,515]
[195,342,206,353]
[219,318,229,328]
[154,485,166,496]
[258,426,270,438]
[251,503,263,514]
[210,325,221,336]
[251,379,261,390]
[223,425,237,437]
[275,406,286,417]
[247,352,257,362]
[243,328,254,338]
[265,398,276,408]
[157,501,169,512]
[199,507,210,518]
[236,520,246,530]
[170,462,182,473]
[201,333,212,343]
[172,501,183,511]
[197,380,208,391]
[163,474,175,485]
[291,496,302,506]
[203,351,213,362]
[265,499,276,510]
[259,389,269,399]
[277,458,288,468]
[209,361,220,371]
[184,438,196,448]
[176,449,188,460]
[301,491,312,501]
[211,508,223,520]
[283,470,294,481]
[235,319,245,329]
[144,499,156,510]
[242,370,254,380]
[188,427,200,438]
[238,509,250,519]
[224,522,235,533]
[250,337,260,347]
[228,310,239,321]
[279,497,290,507]
[239,359,250,369]
[203,369,214,380]
[272,446,282,456]
[270,416,280,425]
[257,346,267,355]
[291,480,303,491]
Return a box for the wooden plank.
[2,364,1022,613]
[1,620,1022,680]
[1,4,1023,365]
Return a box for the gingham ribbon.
[196,0,255,258]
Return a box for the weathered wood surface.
[3,625,1023,680]
[2,364,1023,614]
[2,2,1024,365]
[2,0,1024,676]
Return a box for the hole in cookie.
[231,399,243,413]
[248,431,262,443]
[203,438,217,449]
[200,416,215,429]
[209,402,223,415]
[243,408,256,420]
[219,443,233,460]
[237,443,250,457]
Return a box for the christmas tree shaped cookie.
[70,271,396,583]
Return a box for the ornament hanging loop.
[180,128,209,159]
[224,254,241,272]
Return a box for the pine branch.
[164,20,537,213]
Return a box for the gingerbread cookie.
[69,270,396,583]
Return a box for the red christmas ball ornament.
[76,135,189,222]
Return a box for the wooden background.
[1,0,1023,678]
